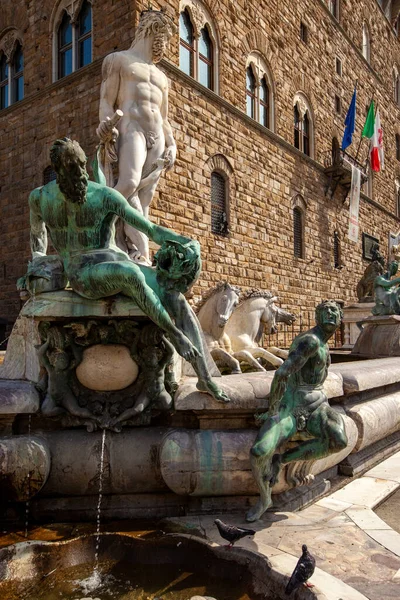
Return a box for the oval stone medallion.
[76,344,139,391]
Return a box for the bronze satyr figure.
[246,300,348,522]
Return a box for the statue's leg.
[159,291,230,402]
[211,348,241,374]
[247,347,284,368]
[232,350,266,372]
[246,414,296,522]
[75,262,198,362]
[280,404,348,464]
[115,131,148,259]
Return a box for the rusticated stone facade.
[1,0,400,342]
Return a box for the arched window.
[293,94,314,157]
[58,11,73,78]
[178,4,218,91]
[179,9,195,77]
[294,104,301,149]
[303,112,310,156]
[362,22,370,63]
[293,207,304,258]
[245,52,274,130]
[77,1,92,68]
[393,67,400,105]
[328,0,339,19]
[396,135,400,161]
[43,166,57,185]
[198,26,213,88]
[395,179,400,216]
[0,39,24,110]
[12,43,23,103]
[260,76,270,128]
[334,230,342,268]
[0,53,9,110]
[246,66,256,119]
[211,171,229,235]
[55,1,92,80]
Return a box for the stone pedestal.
[342,302,374,349]
[352,315,400,358]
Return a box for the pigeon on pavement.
[214,519,256,548]
[285,544,316,595]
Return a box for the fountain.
[2,9,400,600]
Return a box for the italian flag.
[362,101,384,172]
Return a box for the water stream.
[78,428,107,594]
[25,290,35,538]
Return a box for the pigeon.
[214,518,256,548]
[285,544,316,595]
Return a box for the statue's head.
[134,8,177,62]
[315,300,343,333]
[154,239,201,293]
[50,138,89,204]
[49,349,70,371]
[389,260,399,278]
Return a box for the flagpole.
[355,92,375,163]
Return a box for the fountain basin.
[0,532,318,599]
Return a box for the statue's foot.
[196,378,230,403]
[171,332,199,362]
[246,497,272,522]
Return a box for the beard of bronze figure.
[50,138,89,204]
[57,167,88,204]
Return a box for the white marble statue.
[97,8,177,264]
[195,282,242,373]
[224,289,296,370]
[196,285,296,373]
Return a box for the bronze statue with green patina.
[27,138,229,403]
[246,301,348,522]
[372,260,400,316]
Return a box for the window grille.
[335,57,342,76]
[335,94,341,115]
[43,166,57,185]
[334,231,341,268]
[211,172,228,235]
[293,207,303,258]
[179,10,195,77]
[300,22,308,43]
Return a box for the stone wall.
[0,0,400,333]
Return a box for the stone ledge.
[174,371,343,411]
[0,380,40,414]
[330,357,400,394]
[20,291,146,320]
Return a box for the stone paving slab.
[322,476,399,509]
[366,451,400,483]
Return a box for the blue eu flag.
[342,88,357,150]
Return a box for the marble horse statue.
[224,289,296,371]
[195,282,242,374]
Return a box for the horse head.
[260,297,296,335]
[215,283,241,328]
[275,306,297,326]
